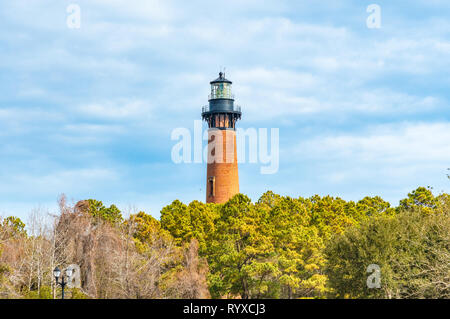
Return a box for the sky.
[0,0,449,220]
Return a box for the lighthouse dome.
[210,72,232,84]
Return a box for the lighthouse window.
[208,177,215,197]
[209,180,213,197]
[211,83,232,99]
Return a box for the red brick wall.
[206,129,239,203]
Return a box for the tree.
[110,210,210,299]
[398,187,437,214]
[160,200,190,245]
[207,194,275,299]
[256,191,282,210]
[324,206,450,298]
[266,196,326,298]
[162,239,210,299]
[160,200,218,254]
[186,201,219,254]
[0,215,28,298]
[308,195,357,239]
[1,188,449,299]
[86,199,123,224]
[128,211,169,246]
[1,216,26,238]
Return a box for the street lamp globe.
[53,267,61,279]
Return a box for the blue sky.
[1,0,449,220]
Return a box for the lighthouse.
[202,72,242,203]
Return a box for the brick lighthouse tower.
[202,72,242,203]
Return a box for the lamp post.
[53,266,73,299]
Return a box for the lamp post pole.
[60,276,67,299]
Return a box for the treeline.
[0,187,449,299]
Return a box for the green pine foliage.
[0,187,448,299]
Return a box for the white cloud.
[0,168,119,197]
[297,122,450,164]
[90,0,178,22]
[346,90,440,114]
[234,67,319,90]
[0,0,449,217]
[278,122,450,203]
[77,100,154,120]
[230,65,443,121]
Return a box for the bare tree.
[164,239,211,299]
[1,195,211,299]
